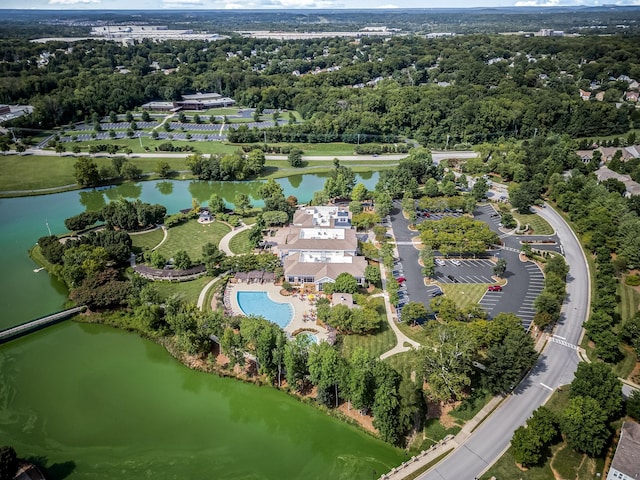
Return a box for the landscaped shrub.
[625,275,640,286]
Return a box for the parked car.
[397,277,406,283]
[447,274,455,281]
[451,259,461,266]
[435,258,445,266]
[488,285,503,292]
[432,290,444,297]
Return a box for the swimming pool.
[236,291,294,329]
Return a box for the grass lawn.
[421,419,462,448]
[397,321,432,345]
[545,387,571,414]
[384,351,419,378]
[0,154,190,192]
[69,138,238,155]
[439,283,490,310]
[618,280,640,323]
[228,229,255,255]
[155,220,230,262]
[130,227,166,253]
[0,155,79,190]
[450,388,494,422]
[340,300,397,359]
[512,211,555,236]
[481,446,556,480]
[152,275,213,305]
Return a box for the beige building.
[272,207,367,291]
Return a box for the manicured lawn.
[155,220,230,263]
[341,300,397,359]
[449,388,494,422]
[512,211,554,236]
[0,154,189,192]
[384,350,419,377]
[68,138,238,155]
[439,283,490,310]
[228,229,255,255]
[618,280,640,323]
[421,419,461,448]
[481,446,556,480]
[0,155,79,190]
[130,227,165,253]
[152,275,214,305]
[397,321,432,345]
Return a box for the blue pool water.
[236,291,294,329]
[297,332,319,344]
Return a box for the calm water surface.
[0,173,401,479]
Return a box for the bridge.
[0,306,86,344]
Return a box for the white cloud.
[514,0,560,5]
[376,3,399,7]
[162,0,204,5]
[48,0,99,4]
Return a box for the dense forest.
[2,32,640,147]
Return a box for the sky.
[2,0,640,10]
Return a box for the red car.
[397,277,406,283]
[488,285,503,292]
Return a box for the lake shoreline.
[72,309,388,447]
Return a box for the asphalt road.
[419,202,590,480]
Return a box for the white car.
[451,259,461,266]
[435,259,445,266]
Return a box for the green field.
[152,275,213,305]
[154,220,230,262]
[228,229,255,255]
[512,211,555,236]
[619,279,640,323]
[130,227,166,253]
[340,300,397,359]
[0,154,192,192]
[440,283,490,309]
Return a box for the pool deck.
[226,282,329,342]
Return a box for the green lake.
[0,173,403,479]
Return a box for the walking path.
[197,273,226,310]
[218,223,252,256]
[378,259,420,360]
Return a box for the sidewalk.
[381,395,504,480]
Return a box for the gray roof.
[610,421,640,478]
[284,253,366,280]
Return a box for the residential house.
[606,421,640,480]
[579,89,592,101]
[595,91,606,102]
[595,166,640,198]
[625,91,639,102]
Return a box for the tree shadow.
[25,456,76,480]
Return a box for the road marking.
[554,335,566,340]
[550,337,578,350]
[540,383,554,391]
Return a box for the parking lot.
[433,258,496,284]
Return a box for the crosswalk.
[550,336,578,350]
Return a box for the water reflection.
[156,181,174,196]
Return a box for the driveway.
[418,202,589,480]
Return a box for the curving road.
[417,203,590,480]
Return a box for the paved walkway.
[219,223,252,256]
[196,273,226,310]
[378,259,421,360]
[225,282,330,342]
